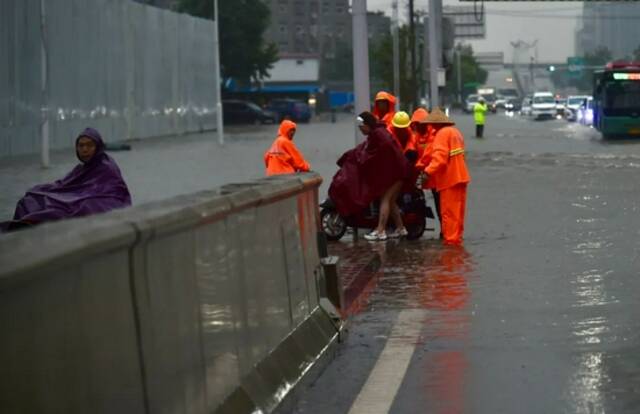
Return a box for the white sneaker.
[388,227,409,238]
[364,230,387,241]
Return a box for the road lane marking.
[348,309,427,414]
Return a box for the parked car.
[222,100,277,125]
[564,95,590,122]
[266,99,312,123]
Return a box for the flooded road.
[287,113,640,413]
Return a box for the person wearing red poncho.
[328,112,411,241]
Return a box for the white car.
[564,95,590,122]
[465,94,479,113]
[530,92,557,120]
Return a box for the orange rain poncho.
[372,91,397,127]
[411,108,432,159]
[264,120,311,176]
[423,114,471,246]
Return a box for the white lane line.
[348,309,427,414]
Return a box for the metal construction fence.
[0,0,218,159]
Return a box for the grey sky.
[365,0,583,63]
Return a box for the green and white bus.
[593,61,640,138]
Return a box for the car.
[521,95,533,116]
[577,97,594,126]
[504,98,521,112]
[222,100,277,125]
[555,98,567,118]
[564,95,590,122]
[494,95,508,110]
[464,94,479,113]
[530,92,557,120]
[266,99,312,123]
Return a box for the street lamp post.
[213,0,224,145]
[352,0,370,145]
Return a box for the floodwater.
[287,114,640,413]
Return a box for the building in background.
[576,3,640,59]
[367,11,391,42]
[133,0,178,10]
[265,0,351,59]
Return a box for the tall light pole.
[213,0,224,145]
[392,0,400,109]
[352,0,370,145]
[428,0,442,109]
[40,0,50,168]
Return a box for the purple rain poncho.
[8,128,131,228]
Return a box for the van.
[530,92,556,120]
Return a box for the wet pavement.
[3,111,640,412]
[286,113,640,413]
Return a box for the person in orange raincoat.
[420,109,470,245]
[372,91,397,127]
[264,120,311,176]
[413,108,442,234]
[410,107,431,159]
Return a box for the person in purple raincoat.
[2,128,131,231]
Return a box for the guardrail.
[0,172,341,414]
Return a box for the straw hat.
[422,108,455,125]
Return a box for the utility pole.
[428,0,442,109]
[40,0,50,168]
[392,0,400,109]
[456,47,462,104]
[352,0,370,145]
[213,0,224,145]
[408,0,417,110]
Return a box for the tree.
[322,40,353,82]
[446,44,488,99]
[369,26,414,108]
[570,46,612,92]
[177,0,278,86]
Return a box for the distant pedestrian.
[421,109,470,246]
[1,128,131,232]
[264,120,310,176]
[474,97,488,138]
[372,91,397,127]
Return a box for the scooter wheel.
[320,208,347,241]
[406,217,426,240]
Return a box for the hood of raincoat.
[373,91,397,121]
[278,120,297,140]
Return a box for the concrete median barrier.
[0,172,341,414]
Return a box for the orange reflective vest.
[264,121,310,176]
[424,126,470,192]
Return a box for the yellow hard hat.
[391,111,411,128]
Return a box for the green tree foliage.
[177,0,278,85]
[571,46,612,92]
[446,44,488,99]
[370,26,414,107]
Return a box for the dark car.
[222,100,277,125]
[504,98,522,112]
[266,99,312,123]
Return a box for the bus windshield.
[603,81,640,115]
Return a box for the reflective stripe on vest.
[449,148,464,157]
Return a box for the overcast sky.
[365,0,583,63]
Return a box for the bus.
[593,61,640,138]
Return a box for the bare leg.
[376,181,402,233]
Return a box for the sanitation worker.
[421,108,470,245]
[264,120,310,176]
[410,107,431,159]
[372,91,397,127]
[473,96,488,138]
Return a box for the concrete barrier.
[0,172,340,413]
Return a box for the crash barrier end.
[0,172,347,414]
